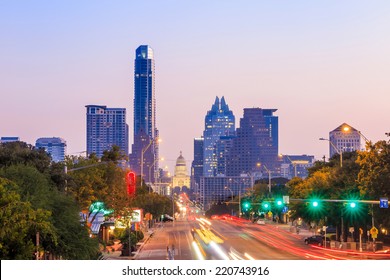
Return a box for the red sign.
[126,171,136,196]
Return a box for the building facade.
[191,137,204,190]
[129,45,159,183]
[85,105,129,158]
[0,137,20,143]
[35,137,67,162]
[199,176,252,211]
[202,96,235,177]
[329,123,361,158]
[172,152,191,190]
[226,108,279,176]
[279,154,315,179]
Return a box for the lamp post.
[262,164,272,193]
[286,155,297,177]
[148,157,164,193]
[257,163,272,193]
[141,138,160,185]
[319,138,343,167]
[228,178,244,217]
[224,186,234,216]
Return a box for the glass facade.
[85,105,129,158]
[202,96,235,177]
[35,137,67,162]
[130,45,159,182]
[226,108,279,176]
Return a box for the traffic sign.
[282,206,288,213]
[370,226,378,238]
[283,196,290,204]
[380,198,389,208]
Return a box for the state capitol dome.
[172,151,191,189]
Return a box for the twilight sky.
[1,1,389,173]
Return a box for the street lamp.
[228,178,246,217]
[257,163,272,193]
[342,124,371,150]
[148,157,164,193]
[319,138,343,167]
[224,187,234,216]
[141,137,161,184]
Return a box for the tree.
[357,140,390,227]
[0,178,56,259]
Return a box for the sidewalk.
[100,227,157,260]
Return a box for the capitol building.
[172,151,191,190]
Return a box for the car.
[162,214,174,222]
[304,235,324,246]
[256,219,266,225]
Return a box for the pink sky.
[1,1,389,172]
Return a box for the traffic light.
[348,202,357,208]
[308,199,320,209]
[275,198,283,207]
[242,201,251,211]
[262,201,271,210]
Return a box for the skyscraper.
[226,108,279,176]
[129,45,159,182]
[85,105,129,158]
[35,137,67,162]
[191,137,204,191]
[202,96,235,177]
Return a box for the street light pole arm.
[319,138,342,168]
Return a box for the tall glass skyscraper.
[129,45,159,182]
[202,96,235,177]
[85,105,129,158]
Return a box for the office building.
[199,176,252,211]
[85,105,129,158]
[0,137,20,143]
[129,45,159,183]
[226,108,279,176]
[35,137,67,162]
[191,137,204,191]
[280,154,315,179]
[202,96,235,177]
[329,123,361,158]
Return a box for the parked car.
[256,219,266,225]
[304,235,324,246]
[162,214,174,222]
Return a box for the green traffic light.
[312,201,319,207]
[349,202,356,208]
[276,200,283,206]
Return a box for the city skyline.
[1,1,389,173]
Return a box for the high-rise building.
[35,137,67,162]
[129,45,159,183]
[329,123,362,157]
[191,137,204,191]
[226,108,279,176]
[202,96,235,177]
[85,105,129,158]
